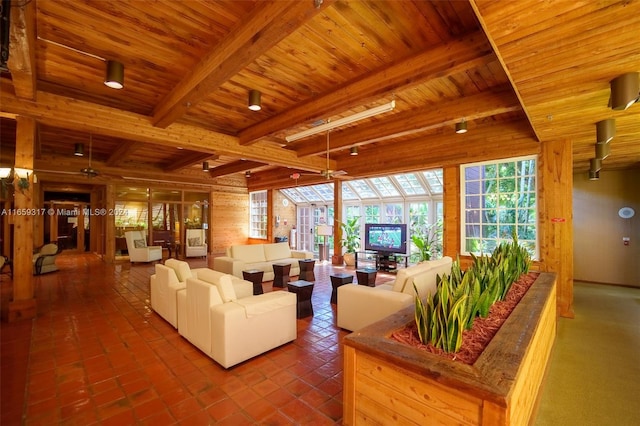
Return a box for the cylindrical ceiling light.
[202,161,209,172]
[595,141,611,160]
[245,171,251,178]
[104,60,124,89]
[589,158,602,173]
[350,146,358,156]
[588,170,600,181]
[610,72,639,110]
[455,119,467,134]
[74,143,84,156]
[248,89,261,111]
[596,119,615,143]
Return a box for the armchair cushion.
[165,258,194,282]
[188,237,201,247]
[133,239,147,248]
[217,275,237,302]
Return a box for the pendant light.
[104,60,124,89]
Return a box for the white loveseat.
[213,242,313,282]
[149,259,251,328]
[176,268,297,368]
[337,256,453,331]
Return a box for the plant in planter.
[340,216,361,266]
[414,232,532,352]
[410,220,442,262]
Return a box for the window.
[461,156,537,257]
[249,190,267,239]
[364,205,380,224]
[384,203,403,223]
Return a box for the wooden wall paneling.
[443,165,460,259]
[272,190,297,247]
[210,191,249,254]
[104,184,115,263]
[8,116,36,321]
[32,180,43,247]
[539,139,574,318]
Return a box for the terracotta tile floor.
[1,253,394,425]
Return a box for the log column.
[8,116,36,322]
[332,182,343,264]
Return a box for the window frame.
[460,155,538,259]
[249,190,268,239]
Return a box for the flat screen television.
[364,223,407,254]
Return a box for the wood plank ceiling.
[0,0,638,192]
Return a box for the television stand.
[375,252,409,272]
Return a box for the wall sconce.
[596,119,615,143]
[455,119,467,134]
[0,167,11,179]
[248,89,261,111]
[610,72,639,110]
[74,143,85,156]
[350,146,359,156]
[202,161,210,172]
[104,60,124,89]
[13,167,32,192]
[245,170,251,178]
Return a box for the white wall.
[573,169,640,287]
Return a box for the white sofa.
[149,259,251,328]
[337,256,453,331]
[213,242,313,282]
[125,230,163,263]
[176,268,297,368]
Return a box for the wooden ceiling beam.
[291,91,522,157]
[152,0,334,128]
[239,32,495,145]
[208,160,264,178]
[7,0,36,100]
[0,79,333,172]
[165,152,219,172]
[105,141,142,167]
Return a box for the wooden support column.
[540,139,574,318]
[9,116,36,322]
[332,181,343,264]
[443,165,461,260]
[77,203,86,251]
[104,184,116,263]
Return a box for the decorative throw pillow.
[188,237,201,247]
[133,239,147,248]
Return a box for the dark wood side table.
[243,269,264,295]
[356,268,378,287]
[298,258,315,282]
[287,280,314,318]
[272,263,291,288]
[330,273,354,304]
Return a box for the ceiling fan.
[79,133,99,178]
[293,131,348,181]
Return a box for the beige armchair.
[124,231,162,263]
[33,243,60,275]
[185,229,207,258]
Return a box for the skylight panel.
[347,180,377,198]
[394,173,426,195]
[423,170,444,194]
[370,177,400,197]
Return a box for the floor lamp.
[316,225,333,262]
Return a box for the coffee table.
[298,258,315,281]
[242,269,264,295]
[330,273,353,304]
[272,263,291,288]
[287,280,314,318]
[356,268,377,287]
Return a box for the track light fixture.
[248,89,261,111]
[610,72,639,110]
[350,146,358,156]
[455,119,467,134]
[202,161,209,172]
[596,119,615,144]
[245,171,251,178]
[104,60,124,89]
[595,141,611,160]
[74,143,84,156]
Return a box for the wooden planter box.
[343,272,556,425]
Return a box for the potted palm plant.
[340,216,361,266]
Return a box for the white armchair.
[185,229,207,258]
[177,272,296,368]
[125,231,162,263]
[33,243,60,275]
